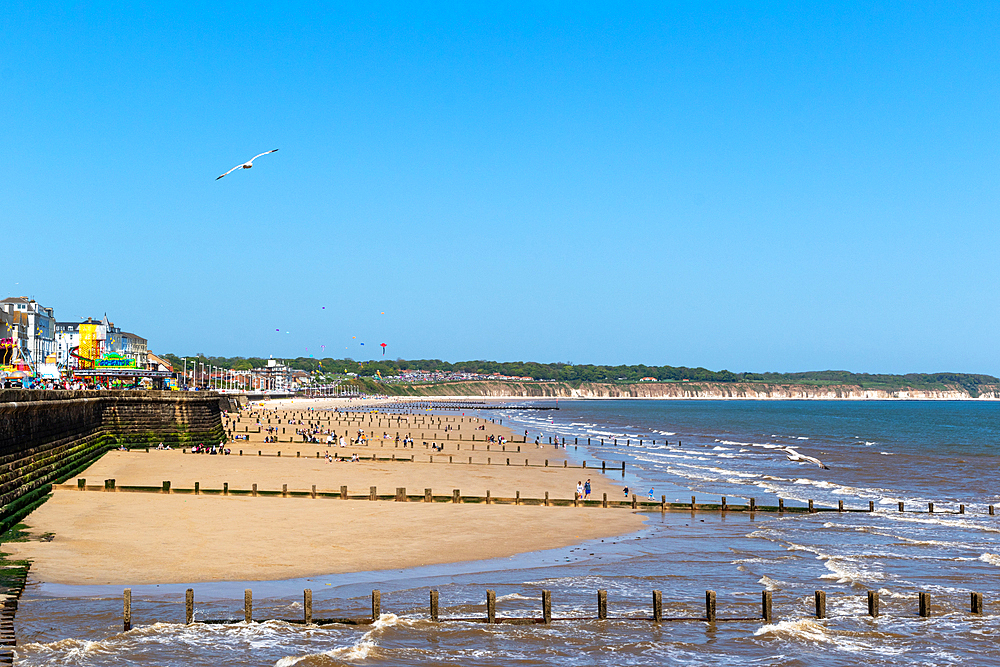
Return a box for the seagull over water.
[782,447,830,469]
[216,149,279,180]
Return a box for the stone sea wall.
[387,381,1000,400]
[0,390,224,534]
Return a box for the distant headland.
[163,354,1000,400]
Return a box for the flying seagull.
[782,447,829,469]
[216,149,279,180]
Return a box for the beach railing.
[119,586,986,630]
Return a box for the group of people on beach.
[576,479,592,499]
[191,444,230,455]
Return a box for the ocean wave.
[754,618,830,642]
[979,553,1000,567]
[275,613,409,666]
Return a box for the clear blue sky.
[3,2,999,374]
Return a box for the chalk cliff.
[381,381,1000,400]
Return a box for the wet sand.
[8,403,642,586]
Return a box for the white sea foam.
[979,553,1000,566]
[275,613,408,666]
[754,618,830,642]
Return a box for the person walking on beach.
[623,486,630,497]
[577,481,584,498]
[584,479,591,499]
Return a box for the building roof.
[0,297,32,304]
[119,332,147,343]
[146,351,173,371]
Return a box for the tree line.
[162,353,999,390]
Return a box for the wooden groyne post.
[185,588,194,624]
[304,589,312,624]
[244,589,252,623]
[123,588,131,631]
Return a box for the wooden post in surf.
[244,589,252,623]
[598,590,608,619]
[971,592,984,615]
[705,590,716,622]
[721,497,727,512]
[631,494,637,509]
[430,590,439,621]
[814,591,826,618]
[869,501,874,512]
[661,495,666,512]
[762,591,773,622]
[778,498,784,512]
[304,589,312,624]
[919,592,931,617]
[185,588,193,624]
[991,506,995,516]
[652,590,662,622]
[868,590,879,617]
[899,501,904,512]
[928,502,934,513]
[123,588,131,631]
[960,504,965,514]
[543,590,552,624]
[486,589,496,624]
[372,590,381,621]
[750,497,756,512]
[808,500,814,513]
[838,500,843,512]
[691,495,696,511]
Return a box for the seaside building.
[119,332,148,369]
[0,297,56,374]
[146,351,173,373]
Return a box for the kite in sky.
[380,343,387,356]
[216,149,279,180]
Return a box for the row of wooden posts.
[119,587,990,631]
[72,478,991,515]
[230,424,677,450]
[189,446,628,475]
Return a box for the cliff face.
[385,381,1000,400]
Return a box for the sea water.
[14,400,1000,666]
